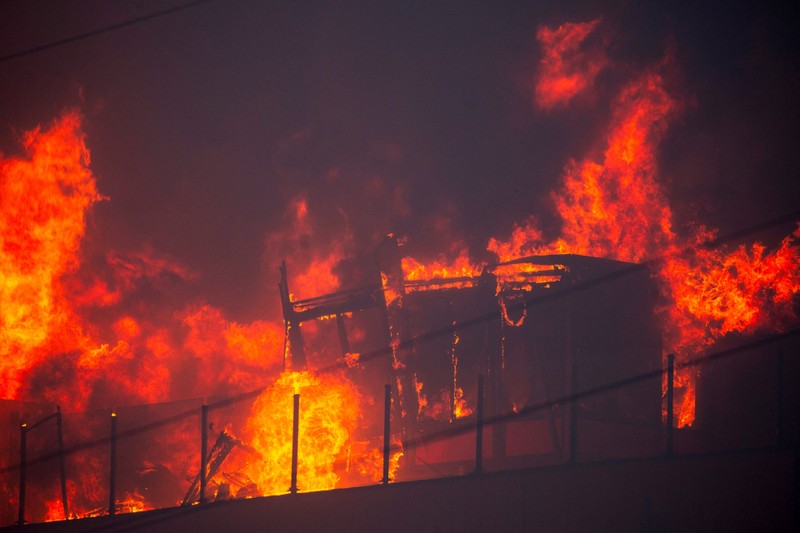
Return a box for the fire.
[535,18,608,109]
[346,438,403,483]
[3,13,799,526]
[402,248,477,282]
[43,499,64,522]
[407,64,681,294]
[664,231,800,354]
[265,196,350,299]
[402,34,800,428]
[180,304,284,392]
[0,111,101,400]
[550,68,678,262]
[0,112,314,520]
[244,370,362,495]
[453,387,472,419]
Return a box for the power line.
[0,0,215,64]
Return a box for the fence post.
[666,354,675,456]
[290,394,300,494]
[56,406,69,520]
[475,375,484,474]
[776,351,784,446]
[109,412,117,516]
[200,405,208,504]
[382,384,391,484]
[18,423,27,526]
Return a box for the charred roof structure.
[0,236,800,531]
[4,240,796,531]
[279,236,663,473]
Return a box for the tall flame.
[0,111,101,400]
[405,34,800,427]
[244,370,361,495]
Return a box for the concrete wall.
[3,448,795,532]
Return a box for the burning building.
[1,232,797,530]
[279,237,663,474]
[1,3,800,530]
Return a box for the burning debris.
[181,430,257,506]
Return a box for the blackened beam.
[336,314,351,356]
[494,254,575,267]
[292,283,383,308]
[491,269,565,278]
[279,261,307,368]
[401,270,566,289]
[288,269,566,323]
[291,286,385,322]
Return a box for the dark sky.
[1,0,799,323]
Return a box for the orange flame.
[535,18,608,109]
[244,370,364,495]
[402,248,477,282]
[0,111,101,400]
[404,48,800,428]
[43,499,64,522]
[266,196,350,299]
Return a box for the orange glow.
[535,18,608,109]
[404,52,800,427]
[347,437,403,483]
[453,386,472,419]
[245,370,371,495]
[43,499,64,522]
[414,373,428,416]
[674,370,697,428]
[115,492,151,514]
[0,111,101,400]
[113,316,141,340]
[181,304,285,392]
[402,248,477,281]
[344,352,361,368]
[291,251,345,299]
[266,196,351,299]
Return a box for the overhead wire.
[0,0,216,64]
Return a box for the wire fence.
[1,326,796,526]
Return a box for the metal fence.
[1,326,796,527]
